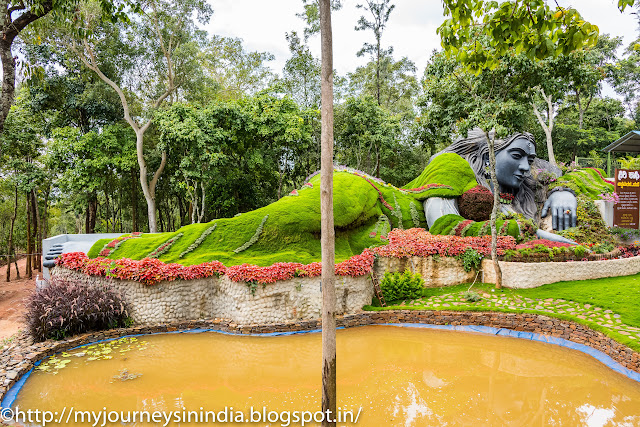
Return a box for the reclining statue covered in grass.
[87,129,614,266]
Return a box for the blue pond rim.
[3,323,640,411]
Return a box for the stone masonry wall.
[51,267,373,325]
[377,254,640,289]
[481,255,640,288]
[2,310,639,405]
[375,256,479,287]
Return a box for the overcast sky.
[206,0,640,97]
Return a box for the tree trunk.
[134,124,166,233]
[12,248,19,279]
[105,183,110,233]
[319,0,336,425]
[177,195,186,227]
[6,185,17,282]
[131,168,138,232]
[85,200,90,233]
[43,188,49,240]
[0,0,53,139]
[26,194,32,279]
[278,171,284,199]
[86,196,98,233]
[31,190,41,271]
[199,182,205,223]
[531,88,556,167]
[484,130,503,289]
[158,199,164,232]
[376,44,380,106]
[0,39,15,138]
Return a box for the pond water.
[10,326,640,426]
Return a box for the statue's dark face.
[495,137,536,191]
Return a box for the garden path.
[0,258,34,342]
[403,291,640,342]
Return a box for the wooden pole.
[319,0,336,425]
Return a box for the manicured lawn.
[366,272,640,352]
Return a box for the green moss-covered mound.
[550,168,613,199]
[402,153,478,199]
[429,214,522,240]
[88,171,435,266]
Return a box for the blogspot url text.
[1,406,363,426]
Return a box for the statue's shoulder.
[403,152,478,199]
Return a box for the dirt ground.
[0,258,37,341]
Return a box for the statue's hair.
[429,129,538,219]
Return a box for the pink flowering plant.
[599,192,619,204]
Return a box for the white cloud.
[205,0,640,83]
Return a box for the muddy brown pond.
[9,326,640,426]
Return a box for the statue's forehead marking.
[508,137,536,156]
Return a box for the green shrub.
[380,270,425,302]
[574,245,587,258]
[503,249,517,261]
[458,248,483,272]
[592,242,615,254]
[463,291,482,302]
[558,195,616,246]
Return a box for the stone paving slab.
[404,291,640,341]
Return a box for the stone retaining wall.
[481,255,640,288]
[2,310,639,405]
[375,256,479,287]
[377,254,640,289]
[51,267,373,325]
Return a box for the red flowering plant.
[56,253,226,286]
[99,233,143,257]
[146,233,183,259]
[374,228,516,258]
[226,250,375,285]
[588,167,615,185]
[56,250,375,287]
[402,183,454,193]
[362,177,394,211]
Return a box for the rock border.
[2,310,640,408]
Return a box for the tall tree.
[319,0,336,425]
[347,54,418,116]
[45,0,211,233]
[279,31,321,109]
[335,95,400,178]
[0,0,132,153]
[439,0,599,287]
[297,0,342,41]
[197,35,275,102]
[354,0,395,106]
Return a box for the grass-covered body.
[89,155,478,266]
[88,156,612,267]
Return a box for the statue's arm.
[535,228,577,245]
[423,197,460,229]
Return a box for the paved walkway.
[401,291,640,341]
